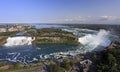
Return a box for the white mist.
[78,29,111,48]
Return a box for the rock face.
[80,59,92,72]
[0,36,7,45]
[108,41,120,49]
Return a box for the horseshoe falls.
[78,29,111,51]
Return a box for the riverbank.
[0,31,18,45]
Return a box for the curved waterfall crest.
[78,29,111,47]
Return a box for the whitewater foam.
[4,36,35,46]
[78,30,111,48]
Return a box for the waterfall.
[4,36,35,46]
[78,29,111,48]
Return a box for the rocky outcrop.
[108,41,120,49]
[79,59,92,72]
[0,36,7,45]
[69,59,92,72]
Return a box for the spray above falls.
[4,36,35,46]
[78,29,111,48]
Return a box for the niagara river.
[0,24,119,64]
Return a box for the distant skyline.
[0,0,120,24]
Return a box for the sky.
[0,0,120,24]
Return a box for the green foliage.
[0,31,18,36]
[0,31,18,45]
[25,28,79,45]
[92,54,97,61]
[24,30,37,37]
[37,28,75,37]
[107,53,116,65]
[60,60,71,70]
[48,64,64,72]
[12,63,23,70]
[95,46,120,72]
[0,62,7,67]
[48,59,74,72]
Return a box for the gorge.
[0,24,119,65]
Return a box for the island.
[24,28,79,45]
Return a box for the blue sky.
[0,0,120,24]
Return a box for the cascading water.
[78,30,111,48]
[4,36,35,46]
[42,29,112,60]
[77,29,111,52]
[0,26,117,64]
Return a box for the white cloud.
[46,16,120,24]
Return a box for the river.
[0,24,119,64]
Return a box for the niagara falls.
[0,0,120,71]
[4,36,35,46]
[78,30,111,48]
[0,24,119,72]
[0,24,119,65]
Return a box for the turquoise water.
[0,24,119,64]
[0,44,78,64]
